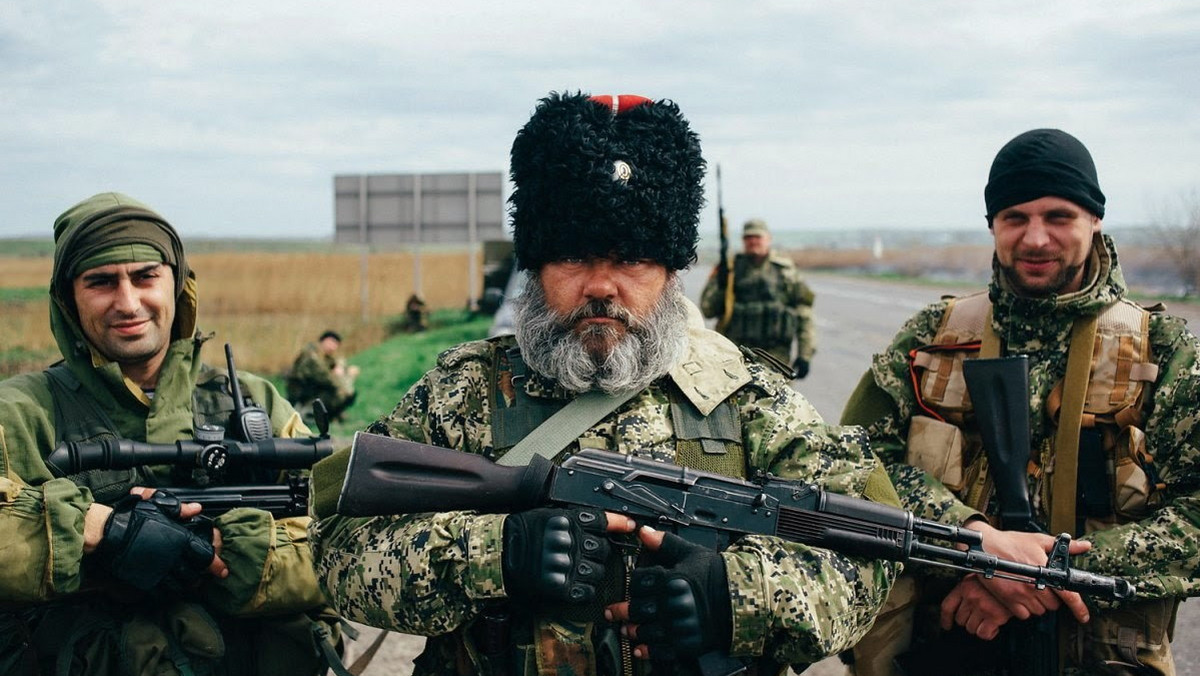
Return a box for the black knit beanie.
[984,129,1105,222]
[509,92,706,271]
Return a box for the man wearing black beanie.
[841,129,1200,675]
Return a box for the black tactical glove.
[628,532,732,660]
[502,506,610,604]
[94,490,215,592]
[792,357,810,380]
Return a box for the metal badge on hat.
[588,94,650,187]
[611,160,633,184]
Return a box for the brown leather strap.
[1050,315,1098,536]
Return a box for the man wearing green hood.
[840,130,1200,675]
[0,193,339,675]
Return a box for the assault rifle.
[337,432,1135,598]
[46,344,337,517]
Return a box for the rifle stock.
[962,355,1056,676]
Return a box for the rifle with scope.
[46,344,337,517]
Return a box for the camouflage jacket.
[700,253,816,363]
[310,324,898,675]
[842,234,1200,602]
[286,342,355,409]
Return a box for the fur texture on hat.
[509,91,706,271]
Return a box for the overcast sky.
[2,0,1197,241]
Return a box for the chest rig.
[491,347,747,478]
[468,347,749,676]
[722,256,801,349]
[906,291,1162,535]
[44,362,263,503]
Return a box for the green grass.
[0,287,45,302]
[0,346,59,378]
[0,239,55,256]
[269,309,494,440]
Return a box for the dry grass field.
[3,239,1193,379]
[0,249,481,377]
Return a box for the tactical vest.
[467,347,752,676]
[722,257,800,349]
[905,291,1163,533]
[904,291,1181,676]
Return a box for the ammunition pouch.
[724,300,798,348]
[905,416,966,492]
[1067,598,1179,676]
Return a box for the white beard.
[512,273,691,394]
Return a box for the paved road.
[344,270,1199,675]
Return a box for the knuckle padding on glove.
[503,507,611,604]
[627,532,733,658]
[96,494,214,591]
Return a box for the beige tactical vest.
[906,291,1163,533]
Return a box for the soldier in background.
[401,293,430,332]
[700,218,816,378]
[286,330,359,422]
[307,91,899,676]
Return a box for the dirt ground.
[340,625,848,676]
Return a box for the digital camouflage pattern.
[701,252,816,363]
[843,234,1200,675]
[311,325,898,676]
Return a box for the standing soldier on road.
[0,193,341,676]
[700,218,816,378]
[308,91,899,676]
[841,129,1200,676]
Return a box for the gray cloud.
[1,0,1197,239]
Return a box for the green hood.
[48,193,204,437]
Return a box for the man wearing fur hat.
[308,92,900,676]
[700,217,816,378]
[841,129,1200,675]
[0,193,340,675]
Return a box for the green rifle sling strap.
[497,388,641,467]
[1050,314,1099,537]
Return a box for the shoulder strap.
[497,388,640,467]
[1050,314,1099,536]
[44,363,119,444]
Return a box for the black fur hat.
[509,92,706,271]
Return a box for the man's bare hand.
[941,574,1013,639]
[963,519,1090,623]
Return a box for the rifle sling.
[497,388,641,466]
[1050,314,1098,537]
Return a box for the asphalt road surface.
[341,270,1199,676]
